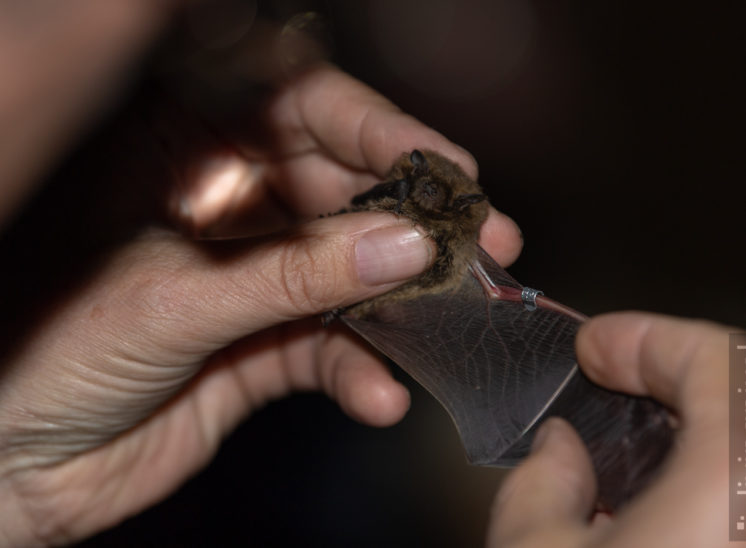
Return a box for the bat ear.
[453,193,487,211]
[410,150,428,173]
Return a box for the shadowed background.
[5,0,737,546]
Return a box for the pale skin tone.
[489,313,740,548]
[1,3,522,545]
[0,3,736,546]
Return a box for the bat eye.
[412,180,448,210]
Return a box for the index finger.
[263,64,523,266]
[576,312,730,422]
[266,63,478,180]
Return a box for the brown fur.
[344,149,488,318]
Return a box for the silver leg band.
[521,287,544,311]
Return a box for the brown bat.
[332,149,674,510]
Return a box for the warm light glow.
[185,152,262,230]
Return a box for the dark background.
[18,0,738,546]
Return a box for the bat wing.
[343,245,673,509]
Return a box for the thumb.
[220,211,434,331]
[113,212,435,349]
[487,418,597,547]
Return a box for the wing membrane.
[343,245,673,509]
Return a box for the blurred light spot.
[369,0,535,100]
[186,0,257,50]
[183,152,262,231]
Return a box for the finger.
[488,418,596,547]
[179,153,523,269]
[0,0,177,228]
[0,212,429,445]
[164,206,523,346]
[103,212,436,355]
[167,148,522,266]
[259,151,381,216]
[266,64,478,181]
[194,319,410,445]
[317,325,411,427]
[576,312,729,414]
[268,320,411,427]
[479,208,523,268]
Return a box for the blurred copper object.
[140,6,332,238]
[169,149,291,240]
[140,93,289,239]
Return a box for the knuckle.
[274,238,342,316]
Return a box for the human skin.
[0,10,522,544]
[488,312,740,548]
[7,5,733,548]
[0,0,182,229]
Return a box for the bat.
[331,149,674,510]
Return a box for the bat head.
[401,150,487,219]
[348,149,490,299]
[408,151,451,212]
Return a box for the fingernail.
[355,226,433,286]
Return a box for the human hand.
[0,0,179,229]
[0,61,522,545]
[487,312,736,547]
